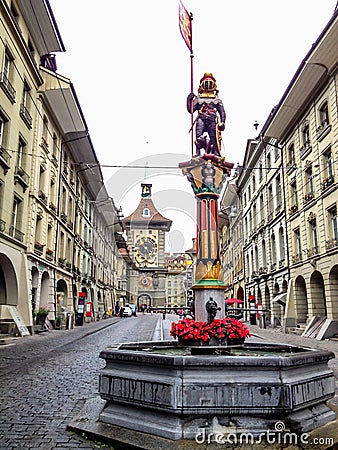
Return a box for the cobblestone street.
[0,315,159,449]
[1,316,337,449]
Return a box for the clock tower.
[123,184,172,308]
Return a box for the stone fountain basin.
[99,340,336,440]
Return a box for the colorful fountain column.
[179,155,233,322]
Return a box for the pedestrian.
[115,303,120,316]
[119,306,124,318]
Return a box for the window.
[288,144,295,165]
[142,208,150,217]
[266,153,271,171]
[0,114,8,149]
[52,133,58,158]
[11,195,24,241]
[28,39,35,60]
[328,205,338,242]
[293,228,301,260]
[271,233,276,264]
[254,245,259,271]
[302,124,310,148]
[268,185,273,213]
[252,203,257,228]
[290,180,298,212]
[323,147,334,179]
[262,240,267,267]
[276,175,282,207]
[1,48,16,102]
[10,3,19,24]
[252,175,256,192]
[304,165,314,201]
[42,115,48,141]
[319,101,329,128]
[259,163,263,181]
[17,136,26,169]
[279,227,285,260]
[260,194,264,222]
[20,81,32,128]
[309,219,318,254]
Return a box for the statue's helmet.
[198,73,218,95]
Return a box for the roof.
[260,11,338,140]
[123,197,172,231]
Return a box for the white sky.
[49,0,337,252]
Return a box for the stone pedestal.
[194,287,226,321]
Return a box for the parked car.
[127,304,137,316]
[122,306,132,317]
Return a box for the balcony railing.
[0,145,11,173]
[289,204,298,215]
[316,121,331,141]
[49,202,57,213]
[19,103,32,129]
[0,72,16,102]
[325,239,338,251]
[38,190,48,204]
[9,225,24,242]
[14,166,29,191]
[307,246,319,257]
[40,136,49,152]
[304,192,315,203]
[58,257,66,267]
[321,175,334,192]
[291,253,302,264]
[299,141,311,159]
[34,241,44,255]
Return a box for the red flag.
[178,1,193,53]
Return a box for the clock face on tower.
[135,236,157,264]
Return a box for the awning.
[272,293,287,306]
[226,298,244,305]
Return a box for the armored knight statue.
[187,73,226,157]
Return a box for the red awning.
[225,298,244,305]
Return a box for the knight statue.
[187,73,226,157]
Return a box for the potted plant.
[36,306,50,326]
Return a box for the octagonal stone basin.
[99,340,336,440]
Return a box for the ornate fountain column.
[179,154,233,322]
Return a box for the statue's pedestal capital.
[179,154,233,197]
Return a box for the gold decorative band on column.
[195,260,223,282]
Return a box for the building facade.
[221,11,338,337]
[0,0,129,335]
[123,184,172,309]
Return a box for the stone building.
[0,0,128,335]
[123,184,172,309]
[221,11,338,337]
[164,252,194,307]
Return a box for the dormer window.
[142,208,150,217]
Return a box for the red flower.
[170,317,251,342]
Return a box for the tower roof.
[122,184,172,231]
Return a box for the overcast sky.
[49,0,337,252]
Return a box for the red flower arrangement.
[170,317,210,342]
[209,318,251,340]
[170,317,251,343]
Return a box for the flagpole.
[178,1,194,156]
[189,13,194,158]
